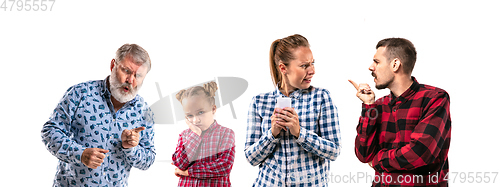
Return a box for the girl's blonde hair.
[175,81,218,106]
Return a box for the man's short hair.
[115,44,151,72]
[376,38,417,74]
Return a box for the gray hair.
[114,43,151,72]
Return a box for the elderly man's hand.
[121,127,146,149]
[82,148,109,169]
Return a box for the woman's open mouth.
[303,77,312,83]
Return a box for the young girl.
[172,81,235,187]
[245,34,341,186]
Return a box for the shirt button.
[393,109,396,112]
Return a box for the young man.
[349,38,451,187]
[41,44,155,186]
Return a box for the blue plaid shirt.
[41,77,155,187]
[245,86,341,187]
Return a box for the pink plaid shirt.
[172,120,235,187]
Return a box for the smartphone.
[276,97,291,109]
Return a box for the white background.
[1,0,499,186]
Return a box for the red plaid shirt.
[355,77,451,187]
[172,120,235,187]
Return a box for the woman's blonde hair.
[269,34,310,89]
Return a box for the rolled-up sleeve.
[120,106,156,170]
[296,89,342,161]
[41,86,86,165]
[244,96,280,166]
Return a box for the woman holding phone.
[245,34,341,186]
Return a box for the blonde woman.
[245,34,341,186]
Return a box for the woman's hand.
[271,108,286,138]
[275,107,300,138]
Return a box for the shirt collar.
[102,76,112,97]
[390,76,419,105]
[274,84,313,99]
[203,120,219,134]
[102,76,138,106]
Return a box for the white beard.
[109,68,142,103]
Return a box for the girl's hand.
[174,167,189,177]
[185,118,202,136]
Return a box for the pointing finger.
[359,83,371,89]
[97,148,109,154]
[348,79,359,90]
[133,127,146,133]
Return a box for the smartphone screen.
[276,97,291,109]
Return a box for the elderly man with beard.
[41,44,155,187]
